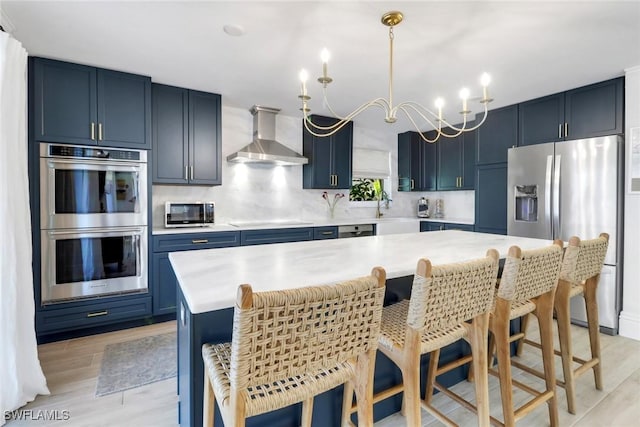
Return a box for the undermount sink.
[228,220,313,227]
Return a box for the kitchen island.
[170,230,553,427]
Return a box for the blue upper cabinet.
[152,84,221,185]
[397,131,436,191]
[97,69,151,149]
[518,93,564,146]
[436,125,475,190]
[519,77,623,146]
[303,115,353,189]
[31,57,151,149]
[564,78,624,140]
[476,105,518,165]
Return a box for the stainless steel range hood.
[226,105,308,165]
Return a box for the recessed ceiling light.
[223,24,245,37]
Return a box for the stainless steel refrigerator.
[507,135,623,334]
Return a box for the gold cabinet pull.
[558,124,562,139]
[411,179,415,190]
[564,122,569,138]
[185,165,189,180]
[90,122,96,140]
[321,231,334,235]
[98,123,103,141]
[87,310,108,318]
[191,239,209,244]
[190,165,194,180]
[460,176,463,187]
[334,174,338,187]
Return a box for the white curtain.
[0,32,49,424]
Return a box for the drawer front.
[444,223,475,232]
[37,296,152,332]
[240,227,314,246]
[153,231,240,252]
[314,226,338,240]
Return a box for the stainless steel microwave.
[165,202,215,228]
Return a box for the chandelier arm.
[302,97,390,133]
[320,88,391,121]
[301,98,391,137]
[398,102,465,136]
[397,106,457,142]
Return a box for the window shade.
[352,148,391,179]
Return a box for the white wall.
[619,66,640,340]
[151,105,474,226]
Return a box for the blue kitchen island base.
[176,276,519,427]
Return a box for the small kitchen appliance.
[165,202,215,228]
[417,197,430,218]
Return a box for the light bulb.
[459,88,470,114]
[299,69,309,83]
[435,98,444,121]
[299,69,308,97]
[320,48,330,64]
[480,72,491,87]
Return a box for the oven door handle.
[45,158,143,169]
[46,226,145,238]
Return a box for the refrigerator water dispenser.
[514,185,538,222]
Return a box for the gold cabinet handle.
[185,165,189,180]
[98,123,103,141]
[90,122,96,140]
[321,231,334,235]
[564,122,568,138]
[558,124,562,139]
[87,310,108,318]
[334,174,338,187]
[190,165,194,180]
[191,239,209,244]
[411,179,415,190]
[460,177,463,187]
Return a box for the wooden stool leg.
[555,280,577,414]
[516,313,530,356]
[535,291,559,427]
[402,330,423,427]
[584,275,603,390]
[353,349,376,427]
[492,299,515,427]
[301,398,314,427]
[468,313,491,427]
[341,381,354,426]
[424,349,441,406]
[203,372,215,427]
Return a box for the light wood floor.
[6,319,640,426]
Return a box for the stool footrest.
[513,390,554,422]
[430,381,504,427]
[574,357,600,378]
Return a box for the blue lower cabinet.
[420,221,474,232]
[151,232,240,317]
[313,226,338,240]
[37,295,151,333]
[444,223,474,232]
[420,221,444,232]
[240,227,314,246]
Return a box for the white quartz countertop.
[170,230,552,314]
[152,216,473,235]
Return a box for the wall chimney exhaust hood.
[226,105,308,166]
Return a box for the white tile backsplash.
[152,105,475,226]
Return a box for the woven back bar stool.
[343,249,500,427]
[433,242,563,426]
[201,267,387,427]
[517,233,609,414]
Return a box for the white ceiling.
[2,1,640,133]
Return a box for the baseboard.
[619,311,640,341]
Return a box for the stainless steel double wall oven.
[39,143,148,304]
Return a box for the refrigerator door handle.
[545,155,553,238]
[553,154,561,239]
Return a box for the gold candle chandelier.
[298,11,494,142]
